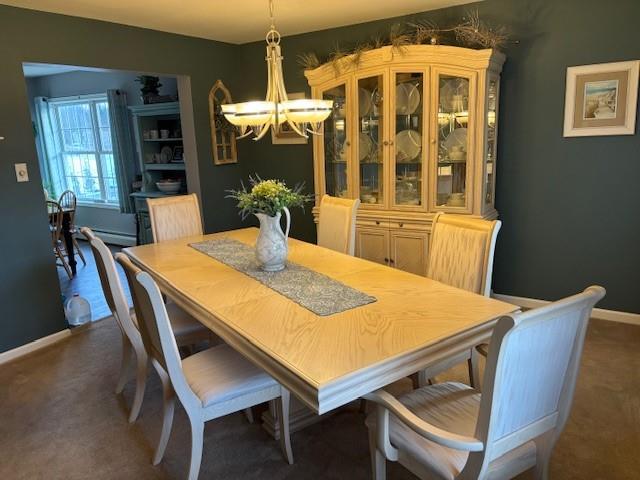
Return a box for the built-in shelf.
[144,163,186,171]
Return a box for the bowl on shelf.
[156,179,182,194]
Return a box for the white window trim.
[48,93,120,207]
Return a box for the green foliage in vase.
[227,176,313,219]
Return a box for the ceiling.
[22,63,108,77]
[1,0,478,44]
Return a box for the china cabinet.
[305,45,505,276]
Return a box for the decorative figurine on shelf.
[136,75,162,104]
[227,176,312,271]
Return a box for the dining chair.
[58,190,87,266]
[120,253,294,479]
[365,285,605,480]
[81,227,210,423]
[147,193,203,243]
[48,200,73,278]
[419,213,502,388]
[317,194,361,256]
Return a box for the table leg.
[62,212,77,275]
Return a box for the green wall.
[0,5,245,353]
[236,0,640,314]
[1,0,639,353]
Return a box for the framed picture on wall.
[564,60,640,137]
[271,92,308,145]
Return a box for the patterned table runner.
[190,238,376,316]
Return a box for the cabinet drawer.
[389,221,429,232]
[357,219,391,229]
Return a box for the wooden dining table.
[124,227,517,415]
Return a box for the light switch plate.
[15,163,29,182]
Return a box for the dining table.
[123,227,518,416]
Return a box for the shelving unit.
[129,102,187,244]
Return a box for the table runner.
[190,238,376,316]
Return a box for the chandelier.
[221,0,333,141]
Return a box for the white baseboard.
[492,293,640,326]
[0,329,72,366]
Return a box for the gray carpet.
[0,317,638,479]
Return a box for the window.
[48,95,119,206]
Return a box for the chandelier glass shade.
[222,0,332,141]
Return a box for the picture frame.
[563,60,640,137]
[208,80,238,165]
[271,92,309,145]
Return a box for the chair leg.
[73,237,87,265]
[116,336,134,394]
[244,407,255,424]
[55,246,73,278]
[187,415,204,480]
[470,347,482,391]
[153,367,175,465]
[533,432,554,480]
[128,355,148,423]
[368,428,386,480]
[276,388,294,465]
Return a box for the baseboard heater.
[81,228,136,247]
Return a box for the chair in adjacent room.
[48,200,73,279]
[419,212,502,388]
[147,193,203,243]
[365,286,605,480]
[316,194,360,256]
[81,227,210,423]
[120,254,294,479]
[58,190,86,266]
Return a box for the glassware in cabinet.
[392,71,425,208]
[356,74,385,206]
[435,74,471,209]
[321,84,349,198]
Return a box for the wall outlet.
[15,163,29,182]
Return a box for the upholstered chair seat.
[366,382,536,480]
[182,344,280,407]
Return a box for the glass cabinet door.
[392,72,424,207]
[322,84,349,198]
[435,73,472,209]
[356,74,384,206]
[485,77,499,206]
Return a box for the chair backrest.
[147,193,203,243]
[80,227,140,344]
[58,190,77,226]
[468,286,605,470]
[115,253,161,366]
[47,200,63,242]
[425,213,501,296]
[317,194,360,256]
[118,255,199,409]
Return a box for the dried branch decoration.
[296,52,320,70]
[454,10,509,49]
[389,23,411,54]
[298,10,511,73]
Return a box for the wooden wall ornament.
[209,80,238,165]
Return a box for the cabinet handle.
[383,140,389,146]
[375,220,380,225]
[389,140,394,146]
[345,141,351,147]
[384,257,389,263]
[389,259,395,264]
[398,223,404,228]
[430,139,436,144]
